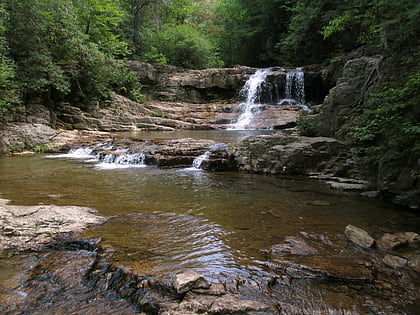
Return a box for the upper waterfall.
[230,68,272,130]
[230,67,310,130]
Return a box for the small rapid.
[48,144,147,169]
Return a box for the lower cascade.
[50,145,147,169]
[192,151,211,169]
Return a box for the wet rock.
[172,270,210,294]
[191,283,226,295]
[0,250,137,314]
[383,254,408,268]
[269,236,318,256]
[0,204,105,251]
[212,133,351,176]
[361,191,381,198]
[269,255,374,282]
[308,200,334,206]
[377,232,419,249]
[344,224,375,249]
[177,294,274,314]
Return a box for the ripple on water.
[82,212,249,281]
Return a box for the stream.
[0,130,419,314]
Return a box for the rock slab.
[0,203,105,251]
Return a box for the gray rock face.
[309,56,383,138]
[269,236,318,256]
[344,224,375,248]
[171,270,210,294]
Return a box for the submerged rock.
[344,224,375,249]
[269,236,318,256]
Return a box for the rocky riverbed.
[1,195,418,314]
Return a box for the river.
[0,130,419,314]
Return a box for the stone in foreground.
[344,224,375,249]
[171,270,210,294]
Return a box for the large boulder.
[171,270,210,294]
[208,133,352,177]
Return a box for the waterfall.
[97,152,146,169]
[230,68,272,130]
[191,151,211,170]
[279,67,310,111]
[48,145,148,169]
[188,143,226,171]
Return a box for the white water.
[48,147,96,159]
[230,69,272,130]
[96,153,147,170]
[279,67,310,111]
[49,145,147,169]
[189,151,211,170]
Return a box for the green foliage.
[349,71,420,176]
[73,0,129,56]
[0,3,20,120]
[212,0,250,66]
[321,0,420,49]
[108,61,146,103]
[153,24,222,69]
[34,144,48,153]
[296,112,316,137]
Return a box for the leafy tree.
[321,0,420,50]
[153,24,222,69]
[212,0,250,66]
[0,3,19,120]
[73,0,129,56]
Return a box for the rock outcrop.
[308,56,383,138]
[203,133,364,185]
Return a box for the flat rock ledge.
[0,198,105,252]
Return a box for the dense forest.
[0,0,418,112]
[0,0,419,183]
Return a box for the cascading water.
[230,67,310,130]
[191,151,211,170]
[279,67,310,111]
[188,143,227,171]
[49,144,147,169]
[97,152,146,169]
[230,68,272,130]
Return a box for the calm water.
[0,130,419,312]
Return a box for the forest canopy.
[0,0,419,119]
